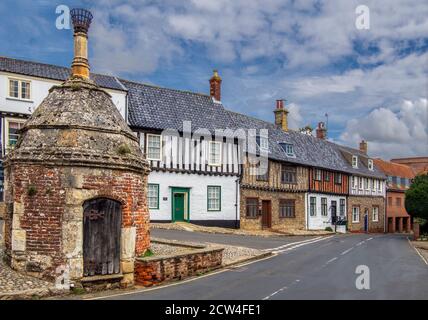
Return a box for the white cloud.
[288,103,303,130]
[83,0,428,159]
[340,99,428,159]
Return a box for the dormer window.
[256,136,269,151]
[280,143,295,157]
[368,159,373,171]
[352,155,358,168]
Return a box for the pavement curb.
[222,251,274,269]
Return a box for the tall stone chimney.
[316,122,327,140]
[274,99,289,132]
[359,140,368,154]
[70,8,93,80]
[209,70,222,102]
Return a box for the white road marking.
[340,247,354,255]
[408,237,428,265]
[273,236,335,254]
[367,237,374,241]
[356,241,365,246]
[262,286,288,300]
[262,237,322,252]
[326,257,338,264]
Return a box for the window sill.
[279,216,296,219]
[352,221,360,224]
[245,216,260,219]
[6,97,33,103]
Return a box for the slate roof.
[0,57,126,91]
[226,111,386,179]
[122,79,236,133]
[0,56,386,179]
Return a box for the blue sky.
[1,0,427,159]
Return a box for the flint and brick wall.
[240,189,306,231]
[347,196,385,233]
[240,159,307,231]
[4,164,149,283]
[134,247,223,287]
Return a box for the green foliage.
[405,174,428,219]
[142,249,154,257]
[27,185,37,196]
[71,287,86,295]
[325,227,333,232]
[117,144,132,155]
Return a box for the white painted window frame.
[208,141,222,166]
[372,206,379,222]
[5,118,26,153]
[8,77,32,101]
[146,133,162,161]
[368,159,374,171]
[352,155,358,168]
[352,206,360,223]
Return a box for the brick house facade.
[240,159,308,231]
[347,196,385,233]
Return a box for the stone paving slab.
[0,248,59,299]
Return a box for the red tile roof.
[374,158,415,178]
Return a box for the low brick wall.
[135,242,224,287]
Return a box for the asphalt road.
[101,233,428,300]
[151,228,316,249]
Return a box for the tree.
[405,174,428,220]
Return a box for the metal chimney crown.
[70,8,93,33]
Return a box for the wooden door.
[83,198,122,277]
[261,200,272,228]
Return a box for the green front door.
[173,193,185,221]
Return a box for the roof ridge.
[120,78,211,98]
[0,56,120,80]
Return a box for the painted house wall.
[148,171,239,227]
[0,71,127,119]
[349,175,385,197]
[138,131,241,176]
[309,168,349,195]
[306,193,347,232]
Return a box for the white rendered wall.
[306,193,347,231]
[0,72,127,119]
[148,171,239,223]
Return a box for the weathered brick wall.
[5,163,149,283]
[241,159,308,191]
[240,188,306,231]
[134,248,223,287]
[347,196,385,233]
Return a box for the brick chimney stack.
[316,122,327,140]
[209,70,222,102]
[359,140,368,155]
[274,99,289,132]
[70,8,93,80]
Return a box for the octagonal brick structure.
[3,78,150,287]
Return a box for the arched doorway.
[83,198,122,277]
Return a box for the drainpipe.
[235,177,240,229]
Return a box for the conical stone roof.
[6,77,149,173]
